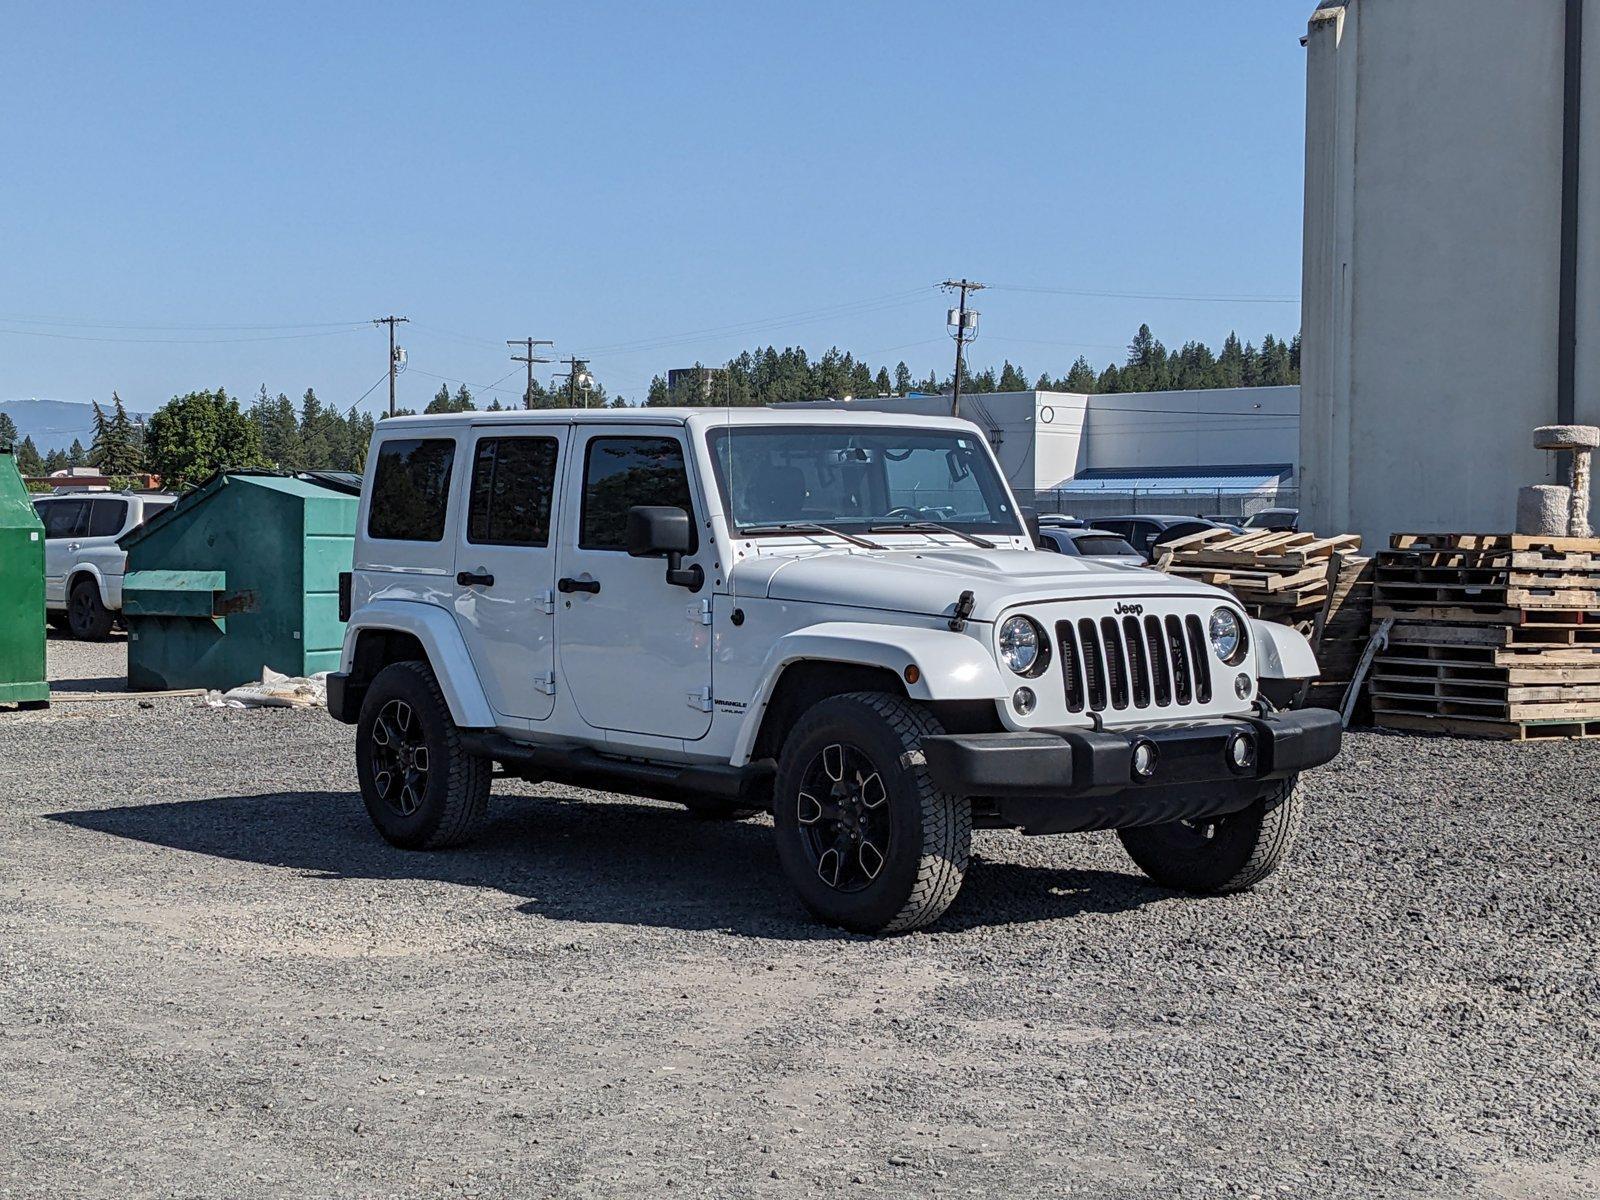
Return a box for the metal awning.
[1051,463,1293,493]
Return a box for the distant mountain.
[0,399,150,453]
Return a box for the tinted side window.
[468,437,560,546]
[367,439,456,542]
[580,437,694,551]
[42,499,90,539]
[88,499,129,537]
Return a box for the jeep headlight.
[999,615,1049,677]
[1209,607,1248,665]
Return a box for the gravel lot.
[2,635,1598,1199]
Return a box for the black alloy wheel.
[368,698,430,817]
[796,742,892,892]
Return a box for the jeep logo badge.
[1114,601,1144,616]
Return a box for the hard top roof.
[374,406,983,435]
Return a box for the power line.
[344,372,392,418]
[0,324,372,345]
[986,282,1300,305]
[0,314,373,331]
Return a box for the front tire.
[355,661,491,850]
[773,692,970,934]
[1117,776,1304,894]
[67,578,113,641]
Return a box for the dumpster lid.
[124,569,227,592]
[120,469,361,550]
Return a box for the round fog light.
[1235,672,1253,700]
[1228,731,1256,770]
[1131,739,1159,781]
[1012,686,1036,715]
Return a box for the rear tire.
[356,661,491,850]
[1118,776,1303,894]
[67,578,113,641]
[773,692,970,934]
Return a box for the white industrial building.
[794,386,1300,519]
[1301,0,1596,543]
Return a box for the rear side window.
[367,438,456,542]
[468,437,560,546]
[41,499,90,539]
[1075,535,1139,556]
[88,499,128,537]
[580,436,694,551]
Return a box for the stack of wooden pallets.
[1368,532,1600,740]
[1154,529,1371,707]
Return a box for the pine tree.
[1215,332,1245,388]
[104,393,142,473]
[14,435,43,476]
[0,412,18,446]
[894,362,912,396]
[998,361,1030,392]
[874,367,892,396]
[43,448,68,474]
[1064,356,1099,393]
[87,401,110,467]
[67,438,87,467]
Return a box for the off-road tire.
[1117,776,1304,894]
[67,578,114,641]
[773,691,970,934]
[356,660,491,850]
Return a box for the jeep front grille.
[1056,613,1212,716]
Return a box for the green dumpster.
[0,446,48,708]
[119,472,358,691]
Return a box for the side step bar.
[457,731,773,808]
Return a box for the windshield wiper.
[868,520,996,550]
[740,521,884,550]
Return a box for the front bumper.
[920,708,1342,835]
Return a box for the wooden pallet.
[1371,711,1600,741]
[1371,692,1600,720]
[1391,532,1600,553]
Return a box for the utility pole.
[557,356,592,408]
[941,279,985,419]
[507,337,555,409]
[373,316,409,417]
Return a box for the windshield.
[707,425,1021,536]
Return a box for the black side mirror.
[1019,506,1042,548]
[626,505,703,591]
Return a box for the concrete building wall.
[1302,0,1573,543]
[793,387,1299,491]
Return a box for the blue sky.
[1,1,1309,413]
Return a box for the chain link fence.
[1015,487,1299,525]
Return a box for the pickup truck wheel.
[67,578,114,641]
[355,661,490,850]
[773,692,970,934]
[1117,776,1303,894]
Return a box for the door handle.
[557,576,601,595]
[456,571,495,587]
[66,542,80,552]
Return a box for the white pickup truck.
[330,408,1340,933]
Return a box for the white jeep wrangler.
[330,408,1340,933]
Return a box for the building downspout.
[1559,0,1583,441]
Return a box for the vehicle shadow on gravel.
[48,790,1169,937]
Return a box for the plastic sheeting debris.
[202,666,328,709]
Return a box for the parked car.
[1245,507,1300,532]
[1037,514,1089,529]
[1091,514,1227,561]
[1200,514,1247,534]
[1036,526,1145,564]
[331,409,1340,934]
[33,491,177,639]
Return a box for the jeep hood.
[732,547,1229,623]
